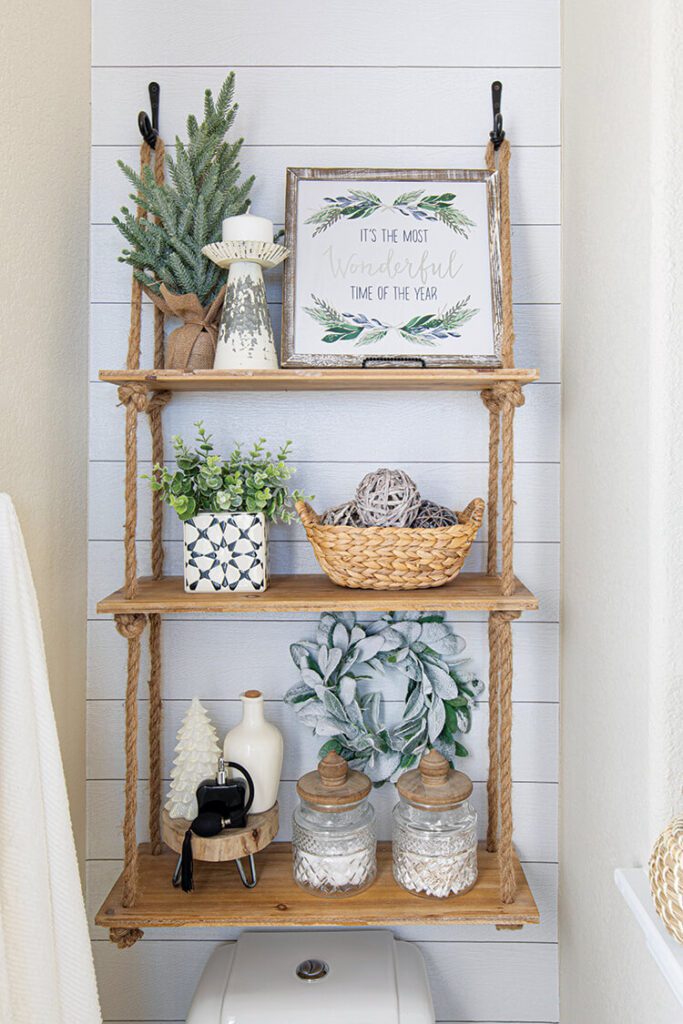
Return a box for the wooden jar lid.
[297,752,371,808]
[396,749,473,809]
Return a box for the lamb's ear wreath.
[285,611,484,786]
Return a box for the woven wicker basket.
[297,497,484,590]
[649,817,683,944]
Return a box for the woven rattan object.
[355,468,421,527]
[297,497,484,590]
[412,500,459,528]
[649,817,683,943]
[320,500,363,526]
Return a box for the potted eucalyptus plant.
[147,423,308,593]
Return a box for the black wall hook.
[138,82,160,149]
[490,80,505,150]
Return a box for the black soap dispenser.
[179,757,255,892]
[196,756,254,830]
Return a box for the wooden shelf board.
[99,367,539,392]
[97,572,538,615]
[95,842,539,930]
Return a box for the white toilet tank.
[186,930,435,1024]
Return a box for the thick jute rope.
[147,139,167,857]
[115,138,169,928]
[481,390,501,576]
[148,613,163,855]
[482,141,515,578]
[486,612,501,852]
[109,926,144,949]
[114,613,147,914]
[481,383,525,595]
[493,610,521,903]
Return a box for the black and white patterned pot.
[183,512,268,593]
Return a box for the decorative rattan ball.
[649,817,683,943]
[411,500,459,529]
[320,501,363,527]
[355,468,421,527]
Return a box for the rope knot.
[109,927,144,949]
[117,383,148,412]
[492,610,521,624]
[146,389,172,415]
[115,613,147,640]
[481,382,525,415]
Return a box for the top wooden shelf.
[99,367,538,392]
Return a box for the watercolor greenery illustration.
[305,189,476,237]
[304,294,479,347]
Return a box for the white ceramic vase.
[183,511,269,593]
[223,691,283,814]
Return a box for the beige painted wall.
[562,0,682,1020]
[0,1,90,859]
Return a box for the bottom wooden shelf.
[96,842,539,930]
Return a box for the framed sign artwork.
[281,168,504,368]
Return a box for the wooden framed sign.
[281,168,504,368]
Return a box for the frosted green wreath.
[284,611,483,785]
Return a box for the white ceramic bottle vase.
[223,690,283,814]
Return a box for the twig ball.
[355,468,421,527]
[411,500,459,529]
[320,501,363,527]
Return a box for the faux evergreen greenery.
[147,422,309,523]
[113,74,254,307]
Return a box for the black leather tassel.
[180,828,194,892]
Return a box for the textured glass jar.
[392,750,478,898]
[292,752,377,897]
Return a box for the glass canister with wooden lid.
[292,752,377,897]
[392,749,478,898]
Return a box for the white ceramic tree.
[165,697,221,820]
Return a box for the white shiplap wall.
[88,3,560,1021]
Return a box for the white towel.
[0,494,101,1024]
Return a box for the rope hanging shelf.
[96,115,540,945]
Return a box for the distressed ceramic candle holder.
[202,240,290,371]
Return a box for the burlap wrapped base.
[144,283,226,369]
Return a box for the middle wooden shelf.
[97,572,539,615]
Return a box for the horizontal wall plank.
[87,859,557,944]
[92,936,558,1022]
[92,68,560,147]
[92,0,559,69]
[91,223,560,305]
[90,300,560,382]
[93,144,560,226]
[88,460,560,543]
[87,699,558,784]
[86,778,557,861]
[87,537,559,621]
[87,618,559,703]
[88,381,560,464]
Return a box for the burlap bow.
[144,284,226,370]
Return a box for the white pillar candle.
[222,207,273,243]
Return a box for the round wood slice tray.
[162,803,279,862]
